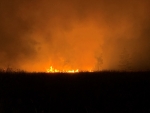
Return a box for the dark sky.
[0,0,150,71]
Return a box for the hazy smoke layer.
[0,0,150,71]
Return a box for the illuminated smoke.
[0,0,150,71]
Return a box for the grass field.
[0,71,150,113]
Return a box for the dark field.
[0,71,150,113]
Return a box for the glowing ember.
[46,66,79,73]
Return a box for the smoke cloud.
[0,0,150,71]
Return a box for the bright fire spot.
[46,66,79,73]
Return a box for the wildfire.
[46,66,79,73]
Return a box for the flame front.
[46,66,79,73]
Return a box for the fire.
[46,66,79,73]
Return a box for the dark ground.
[0,71,150,113]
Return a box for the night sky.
[0,0,150,72]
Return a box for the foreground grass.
[0,71,150,113]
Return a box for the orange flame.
[46,66,79,73]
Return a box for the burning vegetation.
[46,66,79,73]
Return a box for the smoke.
[0,0,150,71]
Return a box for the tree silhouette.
[95,53,103,71]
[119,48,132,71]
